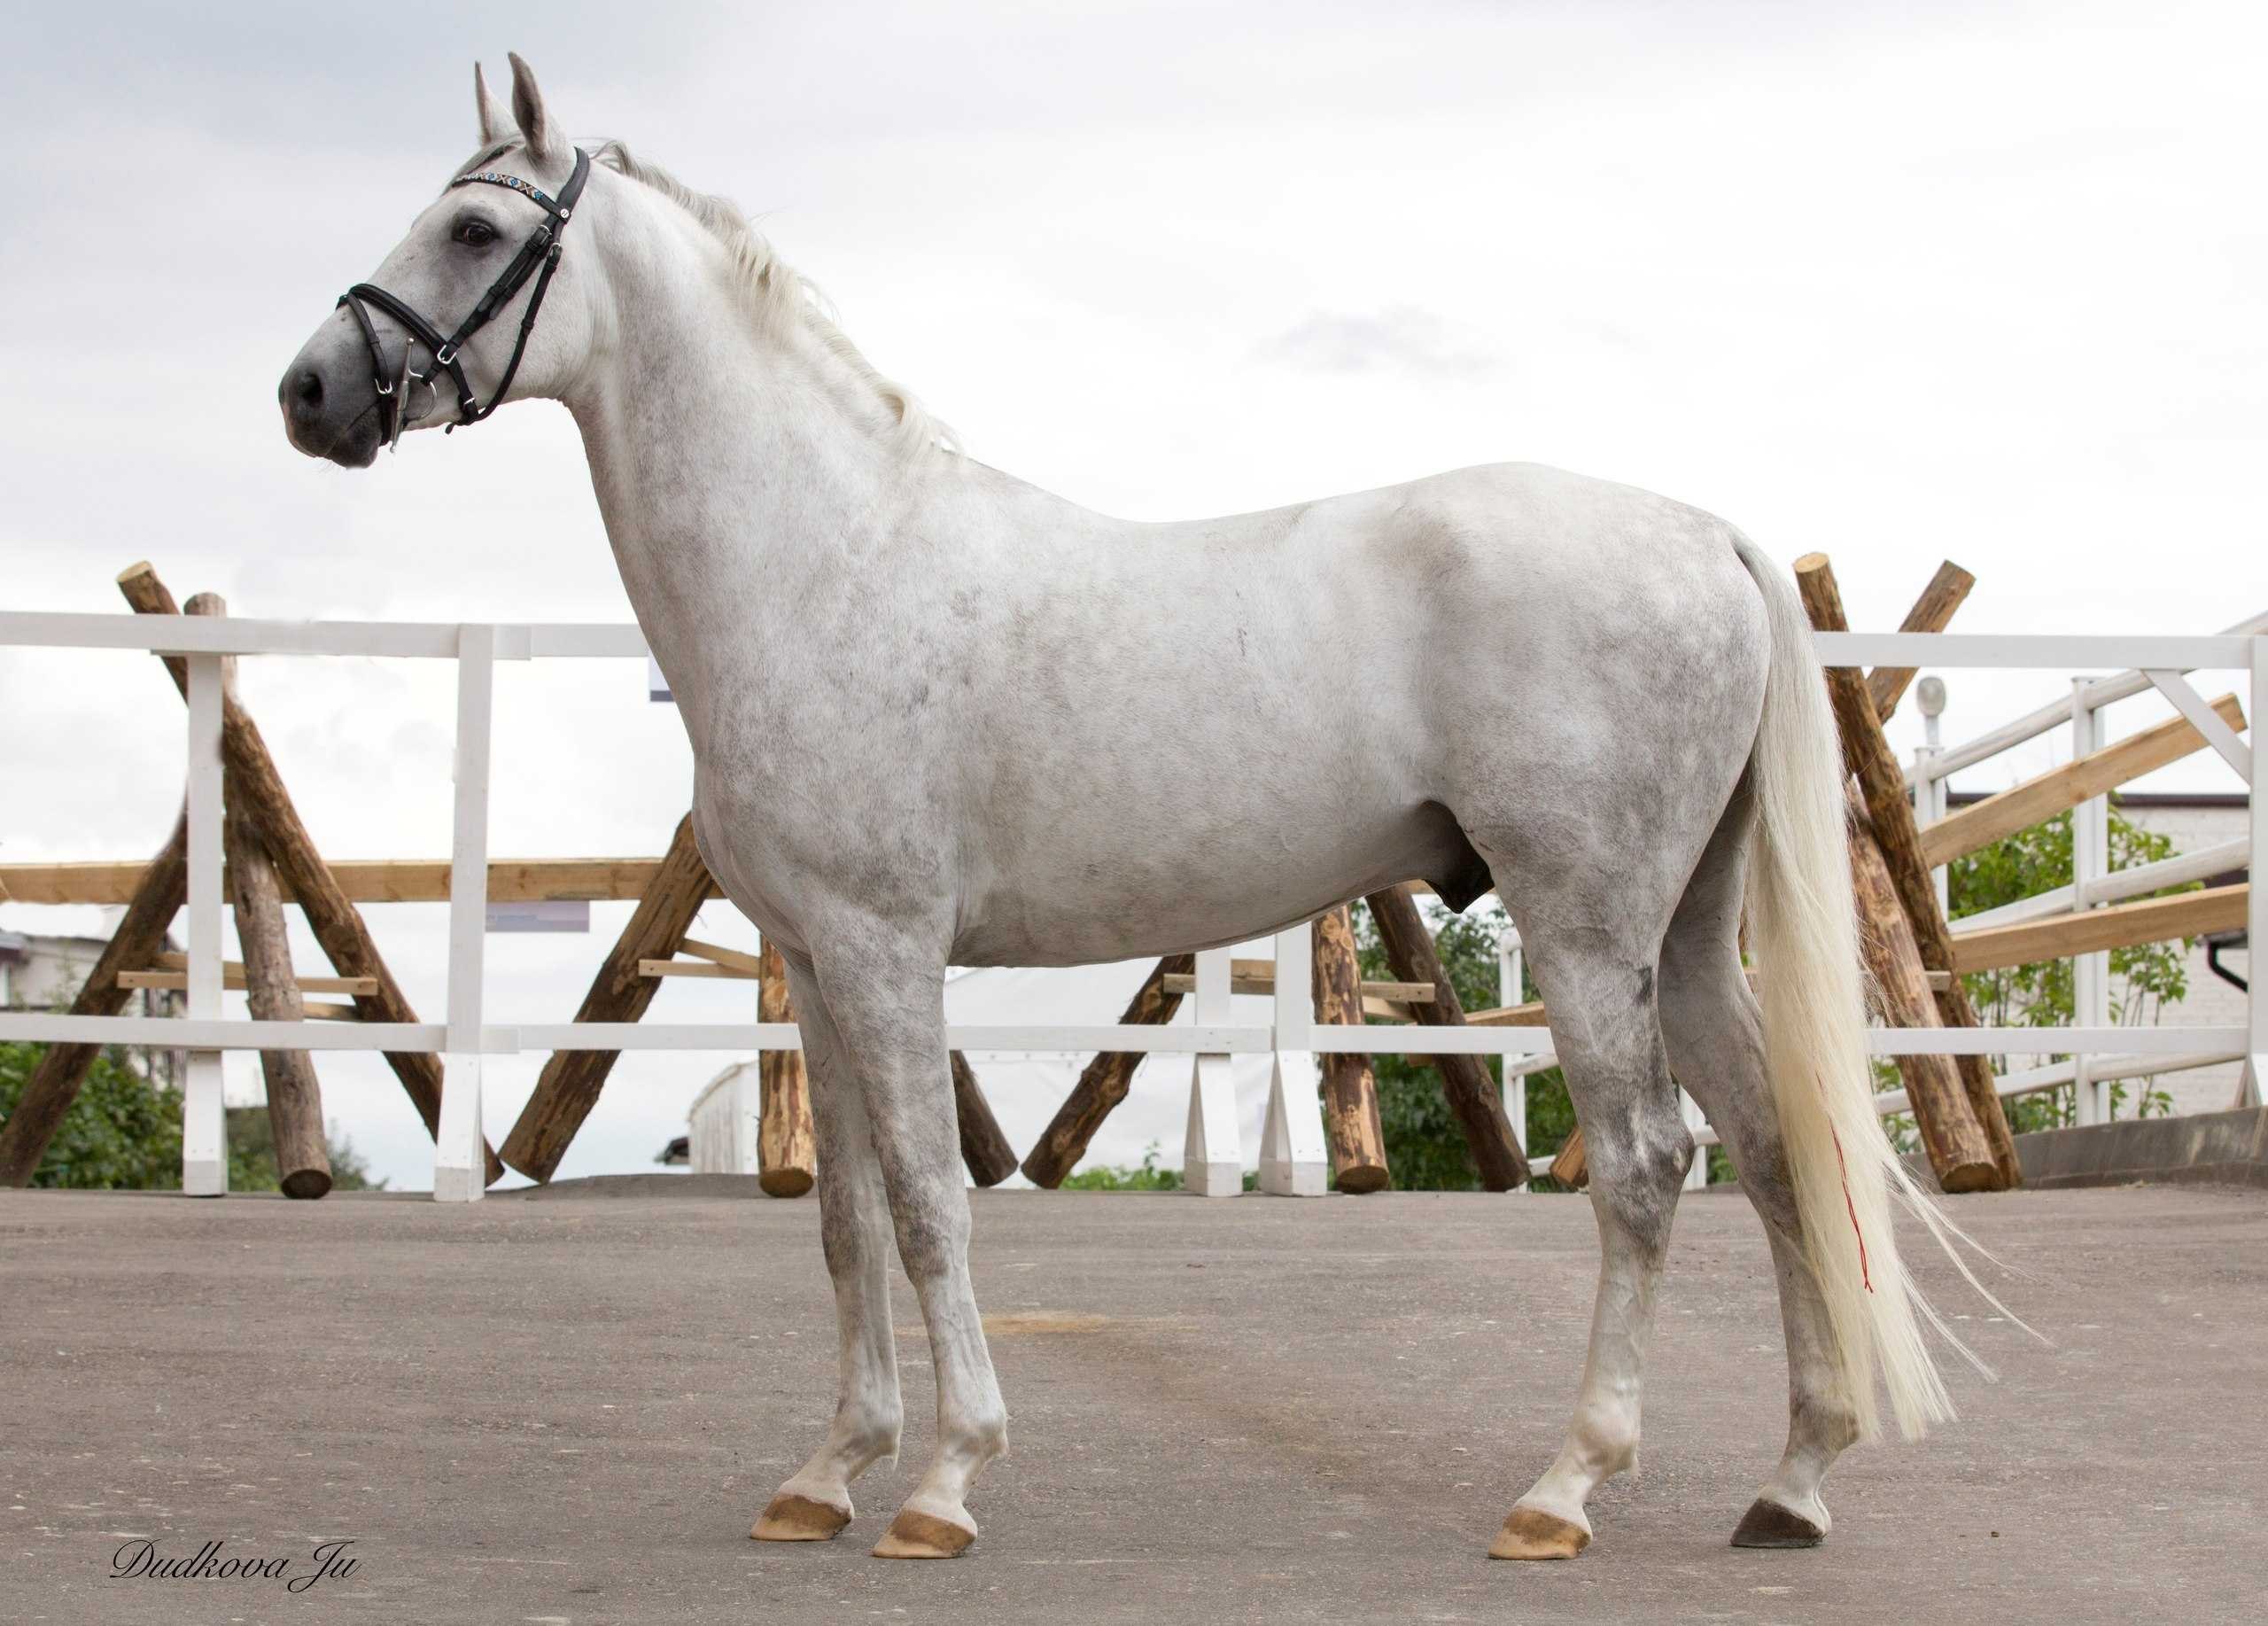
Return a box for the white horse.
[283,57,1977,1562]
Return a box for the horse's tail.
[1730,532,1981,1443]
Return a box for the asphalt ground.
[3,1179,2262,1624]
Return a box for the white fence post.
[1183,947,1242,1194]
[434,624,495,1202]
[181,654,227,1197]
[1915,744,1950,917]
[1497,927,1527,1163]
[2070,678,2110,1124]
[1259,922,1327,1195]
[2245,638,2266,1110]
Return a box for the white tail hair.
[1731,534,1995,1443]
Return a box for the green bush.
[1880,803,2190,1147]
[1349,900,1582,1192]
[0,1039,384,1191]
[1059,1141,1187,1190]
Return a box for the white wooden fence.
[0,610,2258,1200]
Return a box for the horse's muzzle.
[279,322,384,469]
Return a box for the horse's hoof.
[872,1509,975,1560]
[1488,1506,1590,1560]
[1730,1498,1826,1549]
[751,1492,851,1542]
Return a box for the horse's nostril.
[293,369,323,409]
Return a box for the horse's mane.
[487,138,957,462]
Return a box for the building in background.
[0,926,183,1090]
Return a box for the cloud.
[1254,306,1504,378]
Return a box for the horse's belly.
[946,795,1482,967]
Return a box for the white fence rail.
[0,612,2258,1198]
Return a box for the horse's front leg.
[808,928,1006,1560]
[751,950,905,1543]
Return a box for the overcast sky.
[3,1,2261,1190]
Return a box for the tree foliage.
[1348,900,1581,1192]
[0,1039,384,1191]
[1943,804,2190,1131]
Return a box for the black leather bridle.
[338,145,592,447]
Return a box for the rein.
[338,146,591,448]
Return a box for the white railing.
[0,611,2258,1199]
[1911,613,2263,1129]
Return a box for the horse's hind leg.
[1487,896,1694,1561]
[752,950,905,1542]
[1657,786,1858,1547]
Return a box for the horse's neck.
[563,212,914,739]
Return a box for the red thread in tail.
[1829,1126,1873,1293]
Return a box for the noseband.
[338,145,591,447]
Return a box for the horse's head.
[280,55,602,467]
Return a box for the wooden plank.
[1159,969,1436,1003]
[0,855,719,906]
[1020,956,1192,1187]
[679,937,765,976]
[1951,883,2248,975]
[0,810,189,1186]
[754,939,815,1198]
[1549,1129,1588,1190]
[127,957,379,997]
[0,853,725,907]
[1921,692,2246,868]
[1866,560,1974,721]
[637,958,756,980]
[498,814,715,1182]
[1363,884,1529,1190]
[1466,998,1550,1028]
[1314,904,1388,1193]
[117,563,504,1186]
[1794,552,2021,1188]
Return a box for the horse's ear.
[507,51,563,165]
[474,61,511,146]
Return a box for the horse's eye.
[454,219,498,249]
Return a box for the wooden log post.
[1794,552,2022,1187]
[1314,904,1390,1193]
[1020,955,1192,1187]
[754,939,815,1197]
[117,563,505,1186]
[1362,885,1530,1190]
[1867,560,1975,720]
[186,593,331,1201]
[1849,564,2000,1192]
[501,814,713,1181]
[1847,788,1998,1192]
[0,811,189,1186]
[950,1051,1021,1187]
